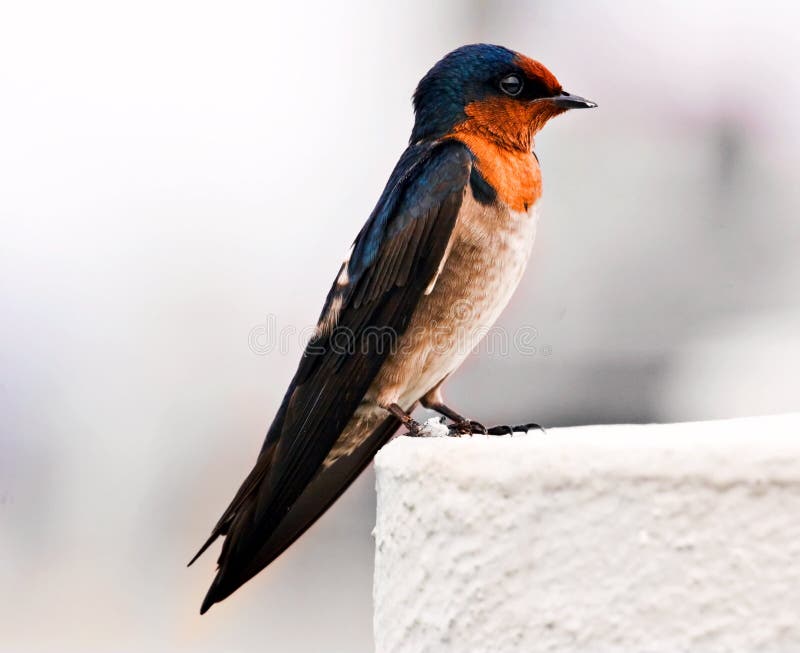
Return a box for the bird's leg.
[420,387,487,435]
[386,403,425,436]
[426,401,488,435]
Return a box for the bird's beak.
[548,91,597,109]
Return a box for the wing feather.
[192,139,473,612]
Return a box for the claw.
[486,424,515,436]
[485,422,546,436]
[468,420,488,434]
[446,419,488,436]
[520,422,546,434]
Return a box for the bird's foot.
[401,417,450,438]
[447,419,488,436]
[400,417,425,437]
[485,422,546,436]
[419,399,487,436]
[387,402,427,436]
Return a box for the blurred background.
[2,0,799,651]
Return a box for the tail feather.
[188,442,276,568]
[197,413,402,614]
[188,533,218,568]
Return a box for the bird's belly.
[324,197,538,465]
[370,195,540,409]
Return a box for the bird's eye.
[499,74,523,97]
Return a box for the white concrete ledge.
[373,414,800,653]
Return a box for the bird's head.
[411,44,595,151]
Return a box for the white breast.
[371,190,540,409]
[325,192,540,465]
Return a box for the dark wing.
[192,139,473,613]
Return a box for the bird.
[190,43,595,614]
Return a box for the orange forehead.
[514,54,561,94]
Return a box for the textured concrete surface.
[373,414,800,653]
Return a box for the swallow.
[190,43,595,613]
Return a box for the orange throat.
[447,95,561,213]
[450,128,543,213]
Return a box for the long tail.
[193,412,402,614]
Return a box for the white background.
[2,1,799,651]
